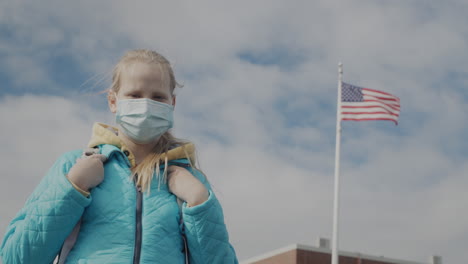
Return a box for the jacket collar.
[87,122,196,167]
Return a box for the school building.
[240,238,442,264]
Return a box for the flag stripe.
[342,118,398,124]
[362,90,399,100]
[342,101,400,113]
[341,82,400,124]
[342,103,400,113]
[363,94,399,102]
[342,111,399,117]
[362,99,400,110]
[362,88,396,97]
[342,106,400,114]
[341,101,400,108]
[341,113,399,120]
[342,105,396,109]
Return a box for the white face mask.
[116,98,174,144]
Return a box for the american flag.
[341,82,400,124]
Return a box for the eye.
[152,95,168,102]
[129,93,141,98]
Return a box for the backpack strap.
[56,219,81,264]
[56,147,104,264]
[170,161,191,263]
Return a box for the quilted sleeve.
[0,152,92,264]
[182,168,238,264]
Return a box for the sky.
[0,0,467,263]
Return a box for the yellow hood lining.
[87,123,196,167]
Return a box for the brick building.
[241,239,442,264]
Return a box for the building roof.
[241,243,428,264]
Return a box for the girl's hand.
[168,166,209,207]
[67,154,107,192]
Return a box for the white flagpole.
[331,62,343,264]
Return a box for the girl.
[1,49,238,264]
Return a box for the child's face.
[108,61,175,113]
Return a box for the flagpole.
[331,62,343,264]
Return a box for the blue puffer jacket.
[1,123,238,264]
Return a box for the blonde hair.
[110,49,192,192]
[110,49,180,94]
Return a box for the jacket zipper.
[133,175,143,264]
[132,163,190,263]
